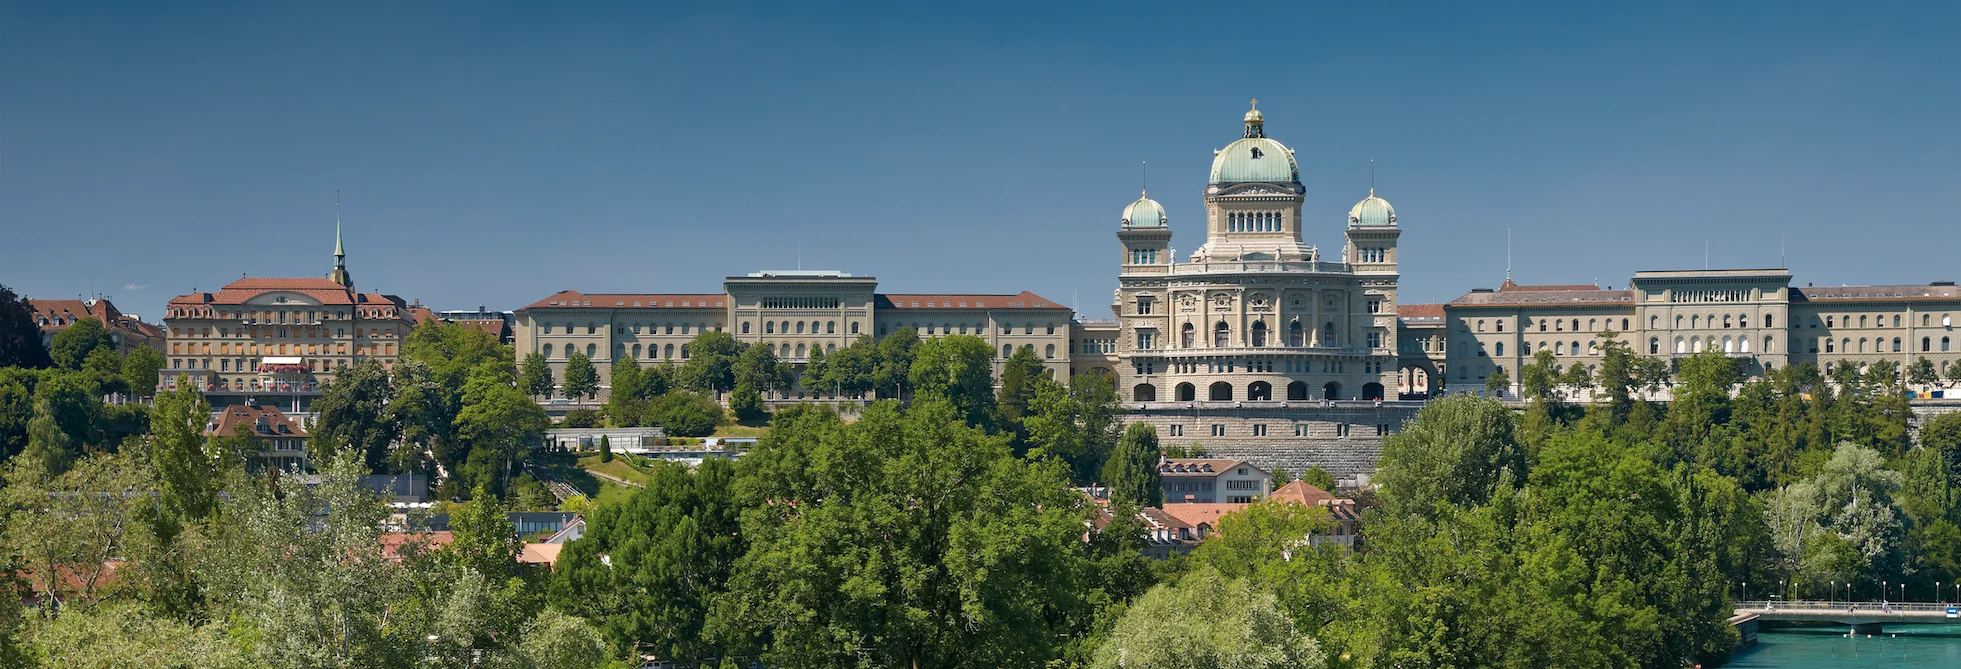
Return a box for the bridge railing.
[1737,599,1960,614]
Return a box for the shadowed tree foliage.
[1102,423,1161,508]
[0,284,53,369]
[908,334,997,427]
[48,317,115,371]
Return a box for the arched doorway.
[1133,384,1156,402]
[1208,382,1233,401]
[1248,381,1272,401]
[1286,381,1308,401]
[1323,382,1343,400]
[1362,382,1385,400]
[1176,383,1196,401]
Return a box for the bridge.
[1735,600,1961,634]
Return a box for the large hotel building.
[162,103,1961,481]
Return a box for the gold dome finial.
[1243,98,1264,138]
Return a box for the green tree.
[908,334,997,426]
[149,382,221,520]
[1092,566,1321,669]
[0,378,30,461]
[384,358,447,475]
[22,373,100,477]
[512,609,610,669]
[0,284,53,368]
[598,434,613,463]
[561,408,602,428]
[447,486,521,579]
[734,342,790,395]
[311,359,400,471]
[520,351,555,399]
[2,451,149,608]
[1520,348,1561,403]
[1921,411,1961,488]
[1485,365,1511,396]
[1949,359,1961,385]
[605,357,647,427]
[681,331,742,396]
[646,391,722,437]
[562,351,600,401]
[552,459,742,663]
[995,346,1048,443]
[873,327,919,399]
[21,602,248,669]
[1908,356,1941,388]
[1299,465,1337,493]
[454,382,550,494]
[1374,394,1523,519]
[48,317,115,370]
[120,346,165,399]
[1765,442,1906,592]
[1102,423,1162,508]
[1024,373,1123,483]
[715,399,1107,668]
[1595,330,1636,416]
[730,381,766,423]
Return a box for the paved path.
[585,468,645,489]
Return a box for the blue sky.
[4,1,1957,320]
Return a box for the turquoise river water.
[1725,625,1961,667]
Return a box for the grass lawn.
[576,454,651,486]
[713,423,771,438]
[590,479,640,507]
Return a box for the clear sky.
[4,1,1957,321]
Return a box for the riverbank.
[1726,624,1961,667]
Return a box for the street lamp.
[1742,582,1748,603]
[1830,581,1836,605]
[1883,580,1889,605]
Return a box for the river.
[1725,624,1961,667]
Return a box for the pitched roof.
[1269,480,1342,506]
[1158,458,1251,476]
[519,543,564,567]
[1792,285,1961,303]
[206,404,308,438]
[167,277,407,310]
[1449,287,1635,308]
[1396,303,1445,319]
[1499,279,1599,292]
[874,291,1066,310]
[1157,503,1249,529]
[520,290,727,311]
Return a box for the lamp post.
[1830,581,1836,605]
[1742,582,1748,603]
[1883,580,1889,605]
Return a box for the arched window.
[1288,321,1304,346]
[1691,315,1699,329]
[1765,314,1774,328]
[827,343,836,353]
[1944,336,1952,352]
[1722,336,1734,353]
[1724,315,1732,328]
[1176,383,1196,401]
[1739,315,1748,328]
[680,344,690,359]
[1860,315,1868,327]
[632,344,642,358]
[1649,316,1658,329]
[1209,382,1233,401]
[779,343,790,357]
[1675,314,1684,328]
[1248,381,1271,401]
[1286,381,1308,401]
[1523,341,1533,354]
[1893,337,1902,352]
[542,343,553,358]
[1044,344,1055,359]
[1497,320,1505,332]
[796,343,806,358]
[1649,337,1660,354]
[1495,342,1505,356]
[827,321,836,334]
[1858,338,1867,353]
[1182,323,1196,348]
[851,322,860,335]
[1825,339,1835,353]
[1621,318,1630,331]
[1588,341,1599,355]
[1323,322,1337,347]
[1827,316,1835,328]
[1688,337,1699,352]
[1589,319,1597,330]
[1539,319,1548,332]
[586,343,596,357]
[1477,319,1486,332]
[1251,321,1268,347]
[741,322,751,334]
[795,321,806,334]
[1133,384,1157,402]
[1924,337,1932,352]
[1763,336,1773,353]
[1003,344,1013,358]
[1214,322,1230,348]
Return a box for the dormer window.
[1250,147,1263,159]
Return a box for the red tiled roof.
[1270,480,1342,506]
[407,306,439,325]
[1396,303,1445,319]
[167,278,408,313]
[874,291,1065,310]
[380,531,453,560]
[1157,503,1248,529]
[206,404,309,438]
[520,290,726,311]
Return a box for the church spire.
[330,192,354,289]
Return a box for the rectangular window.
[1252,424,1268,437]
[1169,424,1184,437]
[1367,299,1382,313]
[1210,424,1226,437]
[1137,299,1154,315]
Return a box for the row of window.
[1356,247,1388,263]
[173,326,390,339]
[1803,336,1952,354]
[1172,321,1345,348]
[741,320,856,335]
[1132,380,1387,402]
[172,342,385,357]
[1227,211,1285,232]
[169,307,397,321]
[1163,422,1391,438]
[1002,343,1058,359]
[1128,249,1161,265]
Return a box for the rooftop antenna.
[1141,161,1148,197]
[1369,159,1376,196]
[1705,240,1710,270]
[1780,232,1787,269]
[1505,226,1512,282]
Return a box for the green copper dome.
[1209,101,1299,186]
[1121,193,1167,228]
[1348,191,1396,227]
